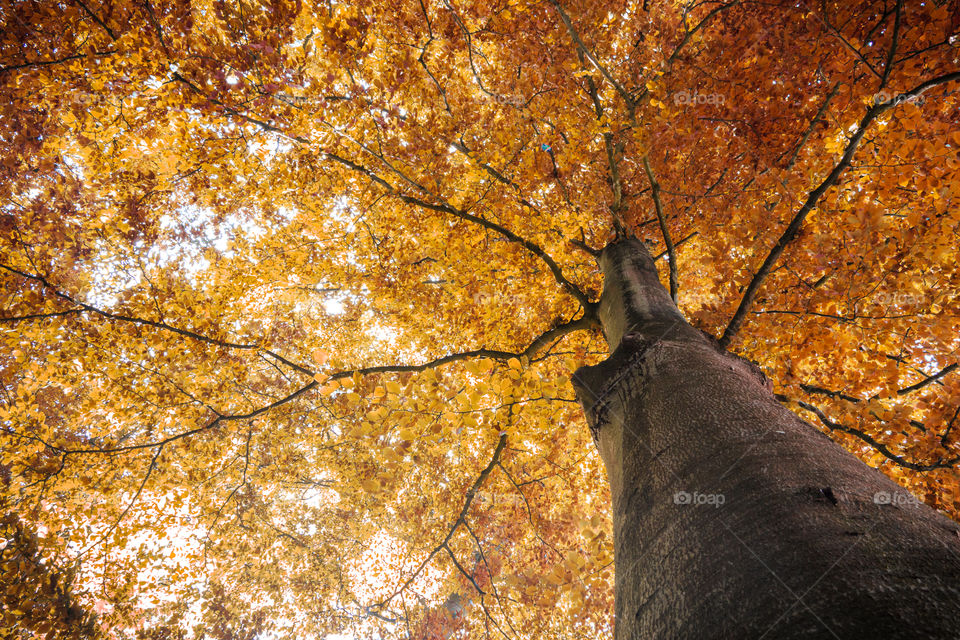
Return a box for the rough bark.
[573,237,960,640]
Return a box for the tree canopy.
[1,0,959,637]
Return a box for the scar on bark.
[572,333,655,442]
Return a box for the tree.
[1,0,959,637]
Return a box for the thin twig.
[375,433,508,607]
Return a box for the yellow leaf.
[320,383,338,396]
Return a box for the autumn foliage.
[1,0,959,637]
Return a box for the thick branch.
[793,400,959,472]
[550,0,633,108]
[28,315,591,456]
[653,232,697,260]
[74,0,118,40]
[562,32,628,236]
[718,70,960,348]
[643,156,678,301]
[878,0,903,90]
[634,1,741,101]
[172,71,591,309]
[0,50,115,75]
[57,382,318,455]
[0,263,316,380]
[0,308,83,323]
[0,263,261,350]
[450,140,542,214]
[4,264,318,378]
[398,195,594,310]
[780,82,841,170]
[897,363,957,396]
[803,363,957,401]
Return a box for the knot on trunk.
[572,333,655,442]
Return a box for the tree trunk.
[572,238,960,639]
